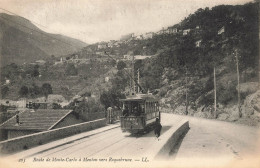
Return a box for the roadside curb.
[153,119,190,159]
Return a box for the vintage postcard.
[0,0,259,167]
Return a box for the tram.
[120,93,160,134]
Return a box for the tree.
[52,103,62,109]
[65,64,78,76]
[1,86,9,98]
[117,61,126,70]
[65,98,104,121]
[29,83,41,98]
[42,83,53,98]
[100,89,125,109]
[19,86,29,97]
[1,63,20,81]
[33,65,40,77]
[82,91,91,97]
[110,60,117,67]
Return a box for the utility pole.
[185,66,188,115]
[132,55,135,95]
[129,67,132,95]
[214,66,217,118]
[137,69,140,93]
[235,49,242,117]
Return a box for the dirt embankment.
[161,88,260,127]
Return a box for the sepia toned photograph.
[0,0,259,167]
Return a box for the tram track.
[26,114,187,159]
[32,127,125,158]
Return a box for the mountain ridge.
[0,13,87,66]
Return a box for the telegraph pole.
[137,69,140,93]
[132,55,135,95]
[185,66,188,115]
[235,49,242,117]
[214,66,217,118]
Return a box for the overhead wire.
[104,51,144,93]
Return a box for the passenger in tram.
[123,106,129,117]
[133,106,140,116]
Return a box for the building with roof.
[0,109,84,140]
[195,40,202,47]
[183,29,191,35]
[134,34,143,40]
[35,60,46,65]
[143,32,154,39]
[98,43,107,49]
[120,33,134,41]
[168,27,178,34]
[105,77,110,82]
[134,55,152,60]
[123,55,133,60]
[218,26,225,35]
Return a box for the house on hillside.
[96,51,105,56]
[0,109,83,140]
[143,32,154,39]
[105,77,110,82]
[98,43,107,49]
[123,55,133,60]
[0,99,26,108]
[47,94,66,104]
[120,33,134,41]
[168,27,178,34]
[195,40,202,47]
[114,41,122,47]
[134,55,152,60]
[183,29,191,35]
[135,34,143,40]
[107,41,115,48]
[157,27,166,35]
[5,79,10,85]
[218,26,225,35]
[164,28,170,34]
[35,60,46,65]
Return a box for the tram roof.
[120,93,158,102]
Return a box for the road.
[23,113,185,159]
[3,113,260,168]
[171,114,260,167]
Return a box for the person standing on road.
[154,118,162,138]
[107,107,113,123]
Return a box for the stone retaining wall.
[154,120,190,159]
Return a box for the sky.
[0,0,253,44]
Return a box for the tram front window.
[122,104,129,116]
[133,106,140,116]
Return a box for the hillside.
[93,2,259,126]
[0,13,86,66]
